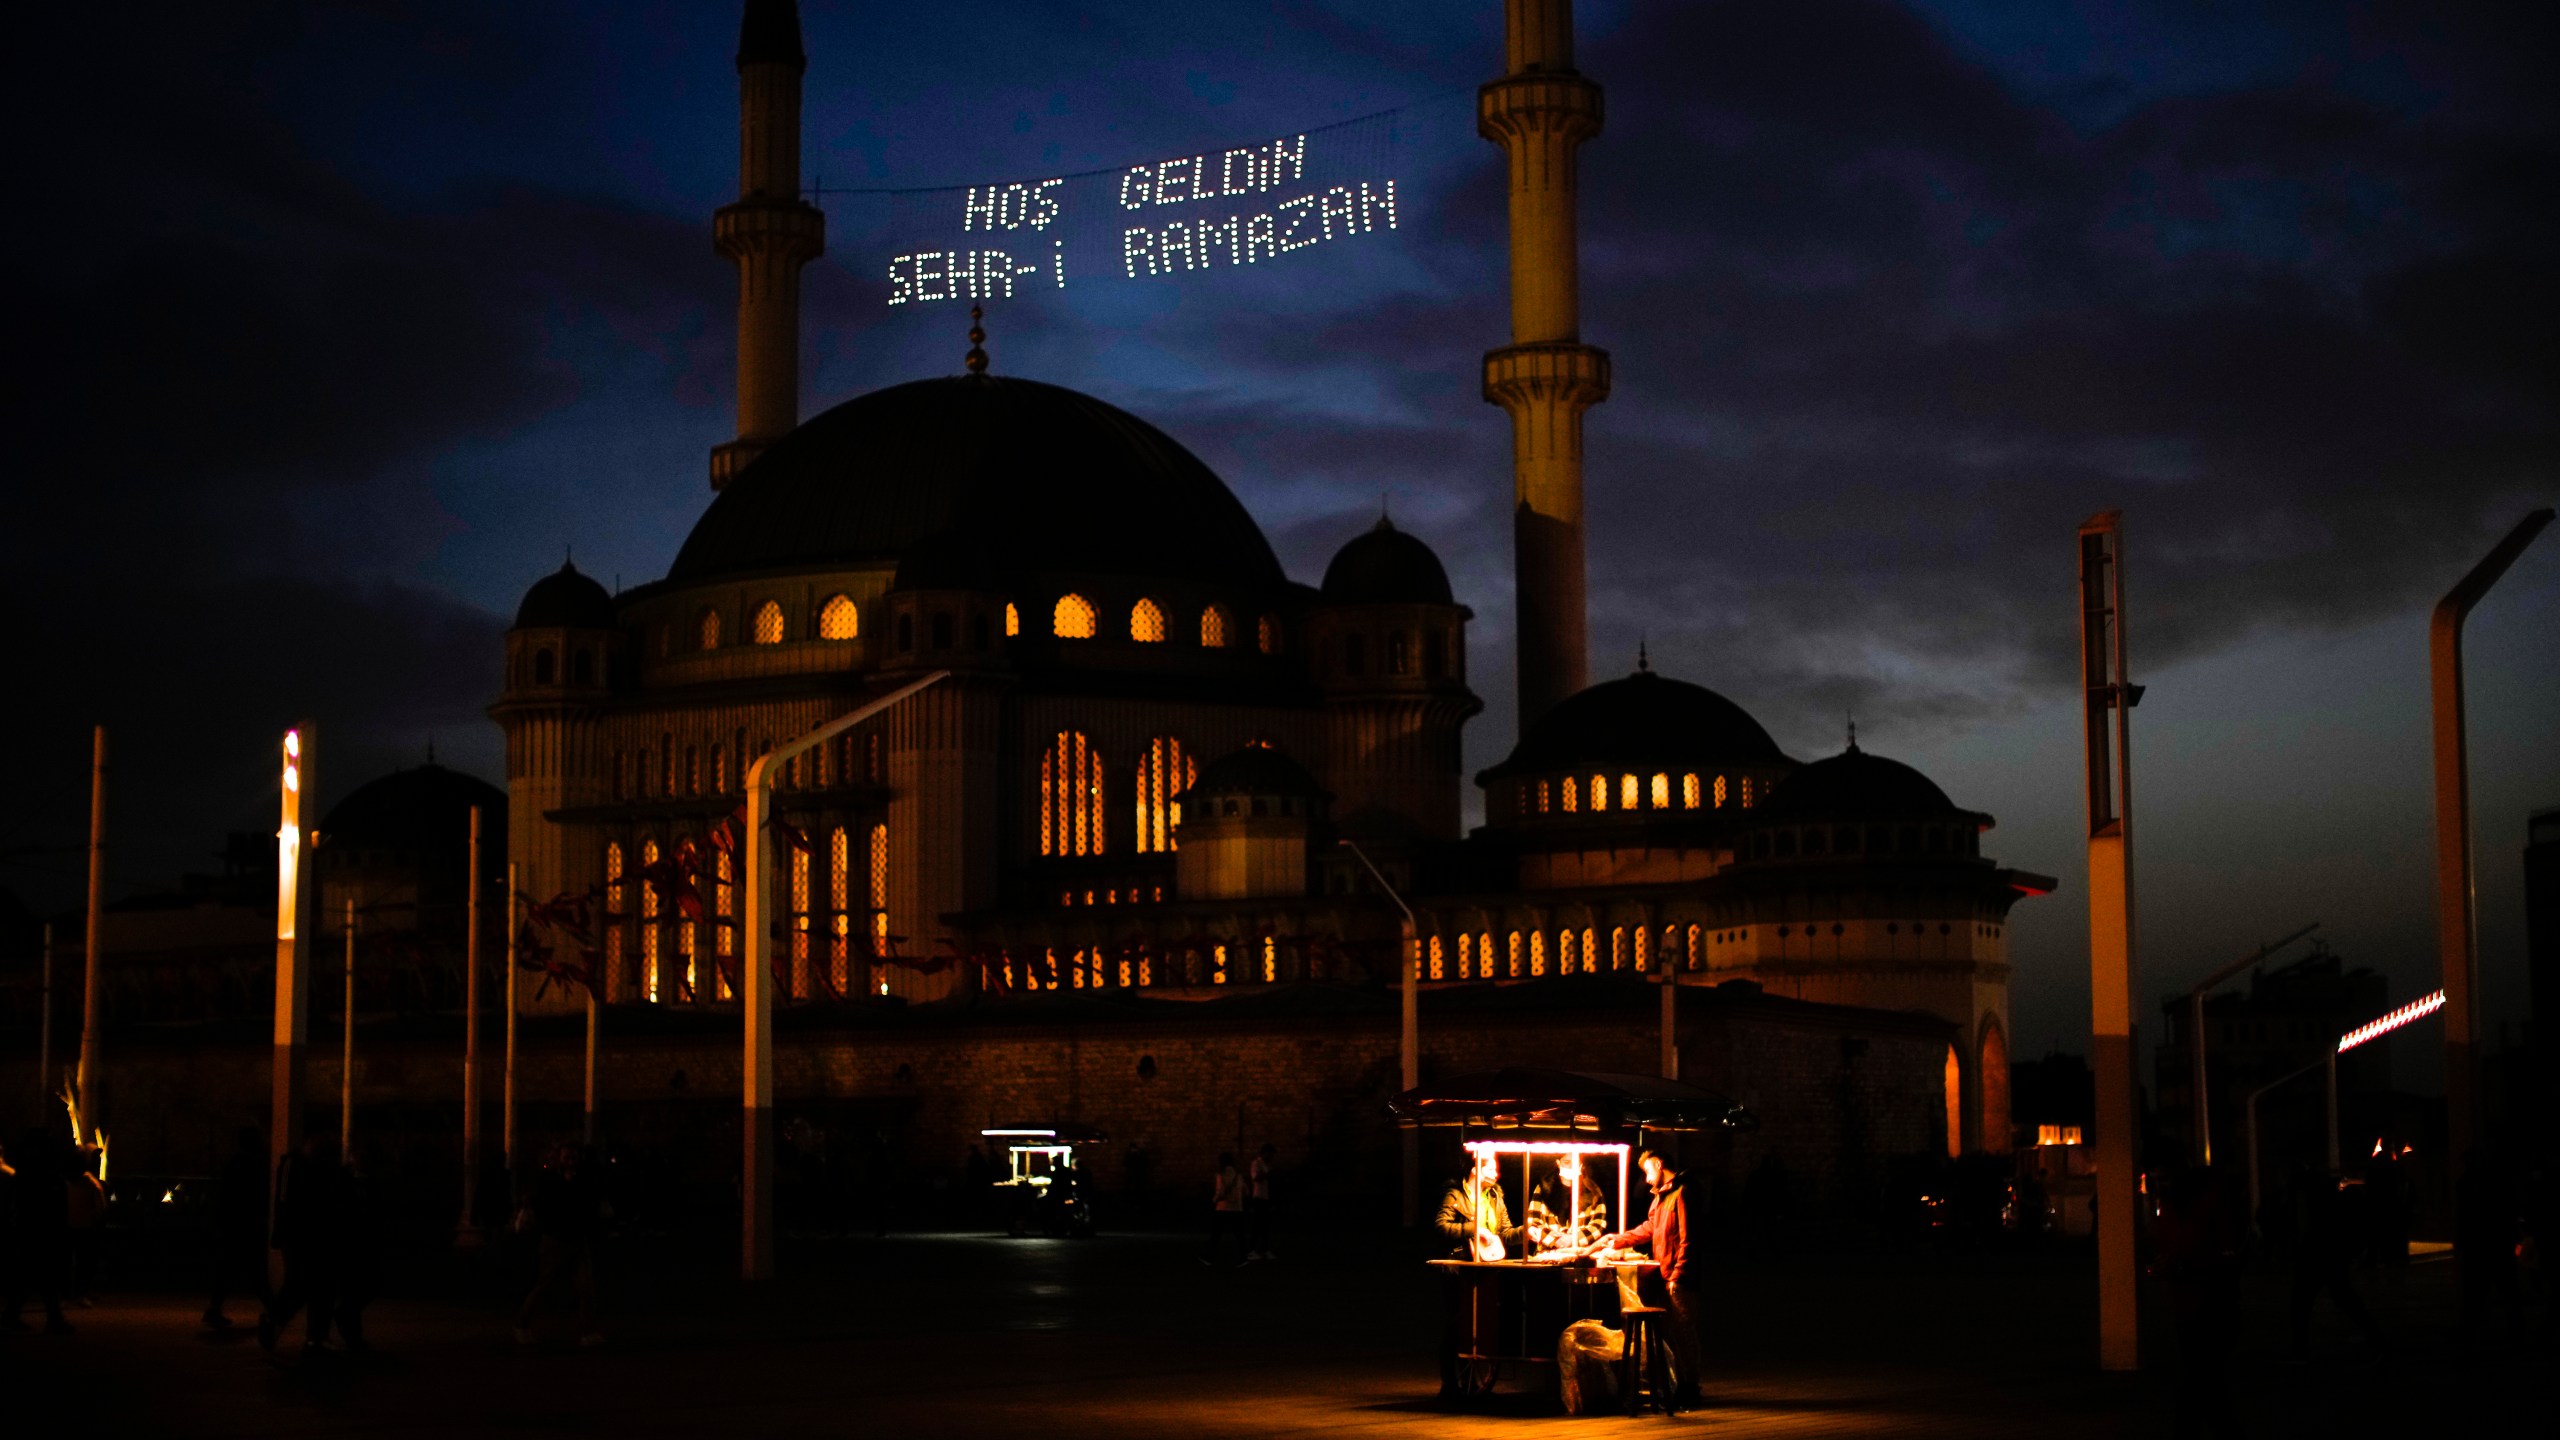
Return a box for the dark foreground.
[12,1231,2546,1437]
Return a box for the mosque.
[489,0,2053,1172]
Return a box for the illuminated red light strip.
[2336,990,2446,1053]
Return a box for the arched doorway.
[1978,1018,2012,1153]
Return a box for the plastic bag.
[1555,1319,1624,1414]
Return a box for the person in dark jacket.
[515,1144,606,1347]
[1596,1149,1704,1410]
[1433,1151,1524,1400]
[2,1129,74,1334]
[260,1136,344,1354]
[203,1126,268,1329]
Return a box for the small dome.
[318,763,508,856]
[1320,515,1453,605]
[1179,742,1327,802]
[514,561,614,630]
[1480,669,1790,782]
[1758,744,1964,820]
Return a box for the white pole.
[77,726,107,1132]
[584,991,598,1146]
[504,862,518,1178]
[342,897,357,1156]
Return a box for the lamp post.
[270,725,314,1293]
[2245,989,2446,1224]
[341,897,357,1157]
[459,805,482,1247]
[2077,512,2144,1372]
[77,726,107,1134]
[2429,508,2552,1168]
[741,672,949,1281]
[1339,838,1420,1227]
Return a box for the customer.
[1593,1148,1703,1412]
[1202,1153,1247,1267]
[1433,1150,1522,1401]
[515,1144,606,1348]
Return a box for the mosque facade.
[491,0,2052,1161]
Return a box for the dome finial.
[964,304,988,375]
[1846,713,1859,753]
[1635,637,1651,673]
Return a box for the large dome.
[669,374,1287,589]
[1480,668,1791,782]
[1759,744,1967,821]
[319,763,508,856]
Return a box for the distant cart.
[1390,1069,1755,1405]
[982,1123,1107,1238]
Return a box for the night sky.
[8,1,2553,1066]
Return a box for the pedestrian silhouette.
[260,1135,345,1355]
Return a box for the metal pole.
[504,862,518,1178]
[2078,512,2141,1372]
[38,922,52,1097]
[1341,838,1421,1227]
[342,897,356,1156]
[2324,1049,2339,1176]
[270,725,313,1293]
[583,990,598,1146]
[2181,922,2321,1165]
[77,725,107,1133]
[460,806,481,1246]
[743,672,949,1280]
[2430,508,2552,1169]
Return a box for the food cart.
[1390,1069,1755,1405]
[982,1123,1105,1237]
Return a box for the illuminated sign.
[878,125,1404,307]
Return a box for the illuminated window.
[604,843,625,1002]
[1583,928,1599,973]
[1536,780,1551,814]
[1389,633,1411,675]
[1507,931,1522,977]
[1481,931,1495,978]
[677,916,696,1003]
[1714,775,1729,808]
[641,839,662,1003]
[817,594,858,640]
[1457,933,1474,978]
[829,827,851,998]
[698,608,721,651]
[1682,774,1701,810]
[1686,923,1703,970]
[1214,943,1229,985]
[1740,776,1754,808]
[714,850,734,999]
[1611,927,1626,970]
[869,823,889,964]
[1430,935,1446,980]
[1134,736,1194,853]
[714,745,728,795]
[1590,774,1609,812]
[1651,774,1671,809]
[1039,731,1106,856]
[1559,929,1576,970]
[1621,774,1640,810]
[1633,926,1649,970]
[1130,598,1166,642]
[791,844,812,1000]
[1945,1046,1964,1159]
[1200,606,1230,647]
[1257,614,1281,653]
[1561,776,1578,813]
[1529,930,1546,976]
[1053,593,1097,638]
[1005,602,1020,636]
[1262,936,1277,983]
[752,601,784,644]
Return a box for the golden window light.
[1714,775,1729,808]
[715,851,734,962]
[790,844,812,1000]
[1611,926,1626,970]
[1583,928,1598,973]
[1262,936,1277,983]
[1200,605,1229,648]
[1429,934,1445,980]
[1053,593,1097,638]
[1651,773,1671,809]
[677,918,696,1002]
[1004,602,1020,636]
[1740,776,1754,808]
[752,601,784,644]
[1257,614,1280,653]
[1682,774,1701,809]
[604,843,625,1002]
[1529,930,1546,976]
[1621,774,1640,810]
[698,608,722,651]
[869,823,889,959]
[1559,929,1575,970]
[1483,932,1496,978]
[1561,776,1578,812]
[817,594,859,640]
[1134,737,1194,854]
[1130,598,1166,642]
[829,827,851,996]
[1633,925,1649,969]
[1590,774,1608,811]
[640,839,662,1003]
[1507,930,1522,977]
[1040,731,1105,856]
[1687,924,1703,969]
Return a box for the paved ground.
[10,1230,2547,1437]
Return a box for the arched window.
[1507,930,1522,977]
[1590,774,1609,812]
[1633,926,1650,971]
[869,823,890,974]
[1040,731,1106,856]
[828,827,851,998]
[1944,1045,1964,1159]
[817,594,858,640]
[1052,593,1097,638]
[1621,774,1640,810]
[787,842,811,1001]
[1583,928,1599,973]
[698,608,722,651]
[677,911,697,1002]
[1536,780,1551,814]
[603,843,625,1002]
[1559,930,1577,971]
[1424,630,1447,678]
[1389,633,1412,675]
[1257,614,1281,654]
[1428,935,1445,981]
[1682,774,1701,810]
[1200,605,1230,648]
[1561,776,1578,813]
[714,850,734,997]
[752,601,785,644]
[1130,598,1166,642]
[1611,927,1627,970]
[1686,923,1703,971]
[1529,930,1546,976]
[1004,602,1020,637]
[1714,775,1729,808]
[1651,773,1671,809]
[1740,776,1755,808]
[1134,737,1194,853]
[533,648,556,685]
[640,839,662,1003]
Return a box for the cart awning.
[1388,1068,1755,1133]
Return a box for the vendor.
[1434,1149,1521,1259]
[1592,1148,1703,1411]
[1526,1152,1609,1255]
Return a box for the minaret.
[709,0,826,489]
[1480,0,1607,726]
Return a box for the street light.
[1338,838,1419,1228]
[2176,922,2319,1164]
